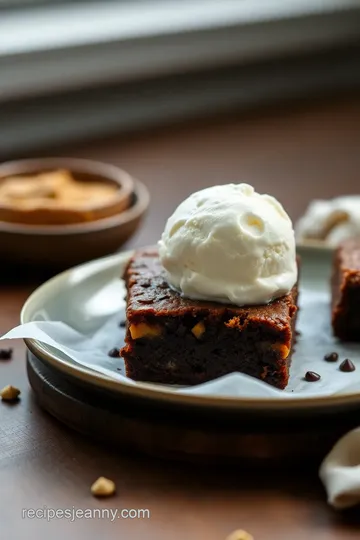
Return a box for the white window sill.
[0,0,359,101]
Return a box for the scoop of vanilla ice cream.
[158,183,297,306]
[296,196,360,246]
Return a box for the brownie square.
[332,237,360,341]
[121,248,298,389]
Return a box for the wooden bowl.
[0,157,134,225]
[0,158,150,268]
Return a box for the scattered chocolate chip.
[119,321,126,328]
[305,371,321,382]
[140,279,151,288]
[0,348,13,360]
[138,298,154,304]
[340,359,356,372]
[295,330,301,336]
[324,352,339,362]
[157,294,170,301]
[108,348,120,358]
[158,281,169,289]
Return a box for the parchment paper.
[2,289,360,399]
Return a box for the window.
[1,0,359,154]
[1,0,359,100]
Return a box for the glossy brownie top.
[123,248,298,329]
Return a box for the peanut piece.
[224,316,245,330]
[272,343,290,359]
[91,477,116,498]
[226,530,254,540]
[191,321,205,339]
[0,385,20,401]
[129,323,162,340]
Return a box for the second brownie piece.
[121,248,298,389]
[332,237,360,341]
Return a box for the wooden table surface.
[1,96,360,539]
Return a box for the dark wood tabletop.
[1,95,360,539]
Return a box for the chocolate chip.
[324,352,339,362]
[138,298,154,304]
[157,294,170,301]
[119,321,126,328]
[295,330,302,336]
[305,371,321,382]
[140,279,151,288]
[0,348,13,360]
[339,359,355,372]
[108,348,120,358]
[158,281,169,289]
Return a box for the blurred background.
[1,0,360,157]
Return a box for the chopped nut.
[226,530,254,540]
[91,477,116,497]
[0,385,20,401]
[272,343,290,359]
[191,321,205,339]
[129,323,162,340]
[225,316,247,330]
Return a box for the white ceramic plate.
[20,245,360,413]
[296,239,334,251]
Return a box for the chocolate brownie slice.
[121,248,299,389]
[332,237,360,341]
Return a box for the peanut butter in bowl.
[0,168,132,225]
[0,157,148,268]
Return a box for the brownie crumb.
[305,371,321,382]
[0,348,13,360]
[119,321,126,328]
[324,352,339,362]
[339,359,356,372]
[108,348,120,358]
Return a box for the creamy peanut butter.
[0,170,117,210]
[0,169,122,225]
